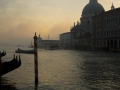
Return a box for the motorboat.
[45,45,59,50]
[15,48,34,54]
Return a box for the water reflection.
[2,77,20,90]
[79,51,120,89]
[34,84,55,90]
[1,47,120,90]
[35,83,38,90]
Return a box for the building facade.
[70,0,105,50]
[60,32,71,49]
[37,35,60,49]
[60,0,120,51]
[92,7,120,51]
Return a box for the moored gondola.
[0,51,6,57]
[1,54,21,75]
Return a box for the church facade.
[70,0,105,50]
[92,7,120,51]
[60,0,120,51]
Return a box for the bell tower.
[111,3,115,10]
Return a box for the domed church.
[80,0,105,32]
[82,0,104,16]
[70,0,105,50]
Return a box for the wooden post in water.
[0,52,1,87]
[33,32,38,83]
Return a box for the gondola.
[0,51,6,57]
[1,55,21,75]
[15,48,34,54]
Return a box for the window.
[119,16,120,23]
[116,29,118,36]
[119,40,120,48]
[107,30,108,36]
[93,42,94,47]
[114,29,115,35]
[97,42,99,47]
[104,30,106,37]
[104,41,106,47]
[100,31,101,37]
[119,29,120,35]
[107,19,108,25]
[97,31,99,38]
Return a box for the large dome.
[82,0,105,16]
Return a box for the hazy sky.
[0,0,120,45]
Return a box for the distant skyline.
[0,0,120,45]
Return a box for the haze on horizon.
[0,0,120,46]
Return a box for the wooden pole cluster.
[33,32,38,83]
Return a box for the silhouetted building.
[70,0,104,50]
[37,34,60,49]
[92,4,120,51]
[60,0,120,51]
[60,32,71,49]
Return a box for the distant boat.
[29,40,34,48]
[2,55,21,75]
[29,45,33,48]
[45,45,59,50]
[15,48,34,54]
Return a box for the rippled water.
[1,46,120,90]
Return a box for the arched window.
[104,30,106,37]
[104,41,106,47]
[119,28,120,35]
[100,41,101,46]
[107,30,108,36]
[97,31,99,38]
[116,29,118,35]
[100,31,101,37]
[112,30,113,35]
[87,20,90,26]
[119,40,120,48]
[107,19,108,25]
[109,30,111,36]
[114,29,115,35]
[116,17,118,23]
[119,16,120,23]
[93,32,95,38]
[97,42,99,47]
[93,42,94,47]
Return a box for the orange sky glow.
[0,0,120,45]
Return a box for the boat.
[1,55,21,75]
[0,51,6,57]
[28,40,34,48]
[45,44,59,50]
[15,48,34,54]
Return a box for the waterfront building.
[60,32,71,49]
[92,5,120,51]
[37,34,60,49]
[70,0,105,50]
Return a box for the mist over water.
[1,46,120,90]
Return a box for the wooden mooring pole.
[0,52,1,87]
[33,32,38,83]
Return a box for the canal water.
[1,46,120,90]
